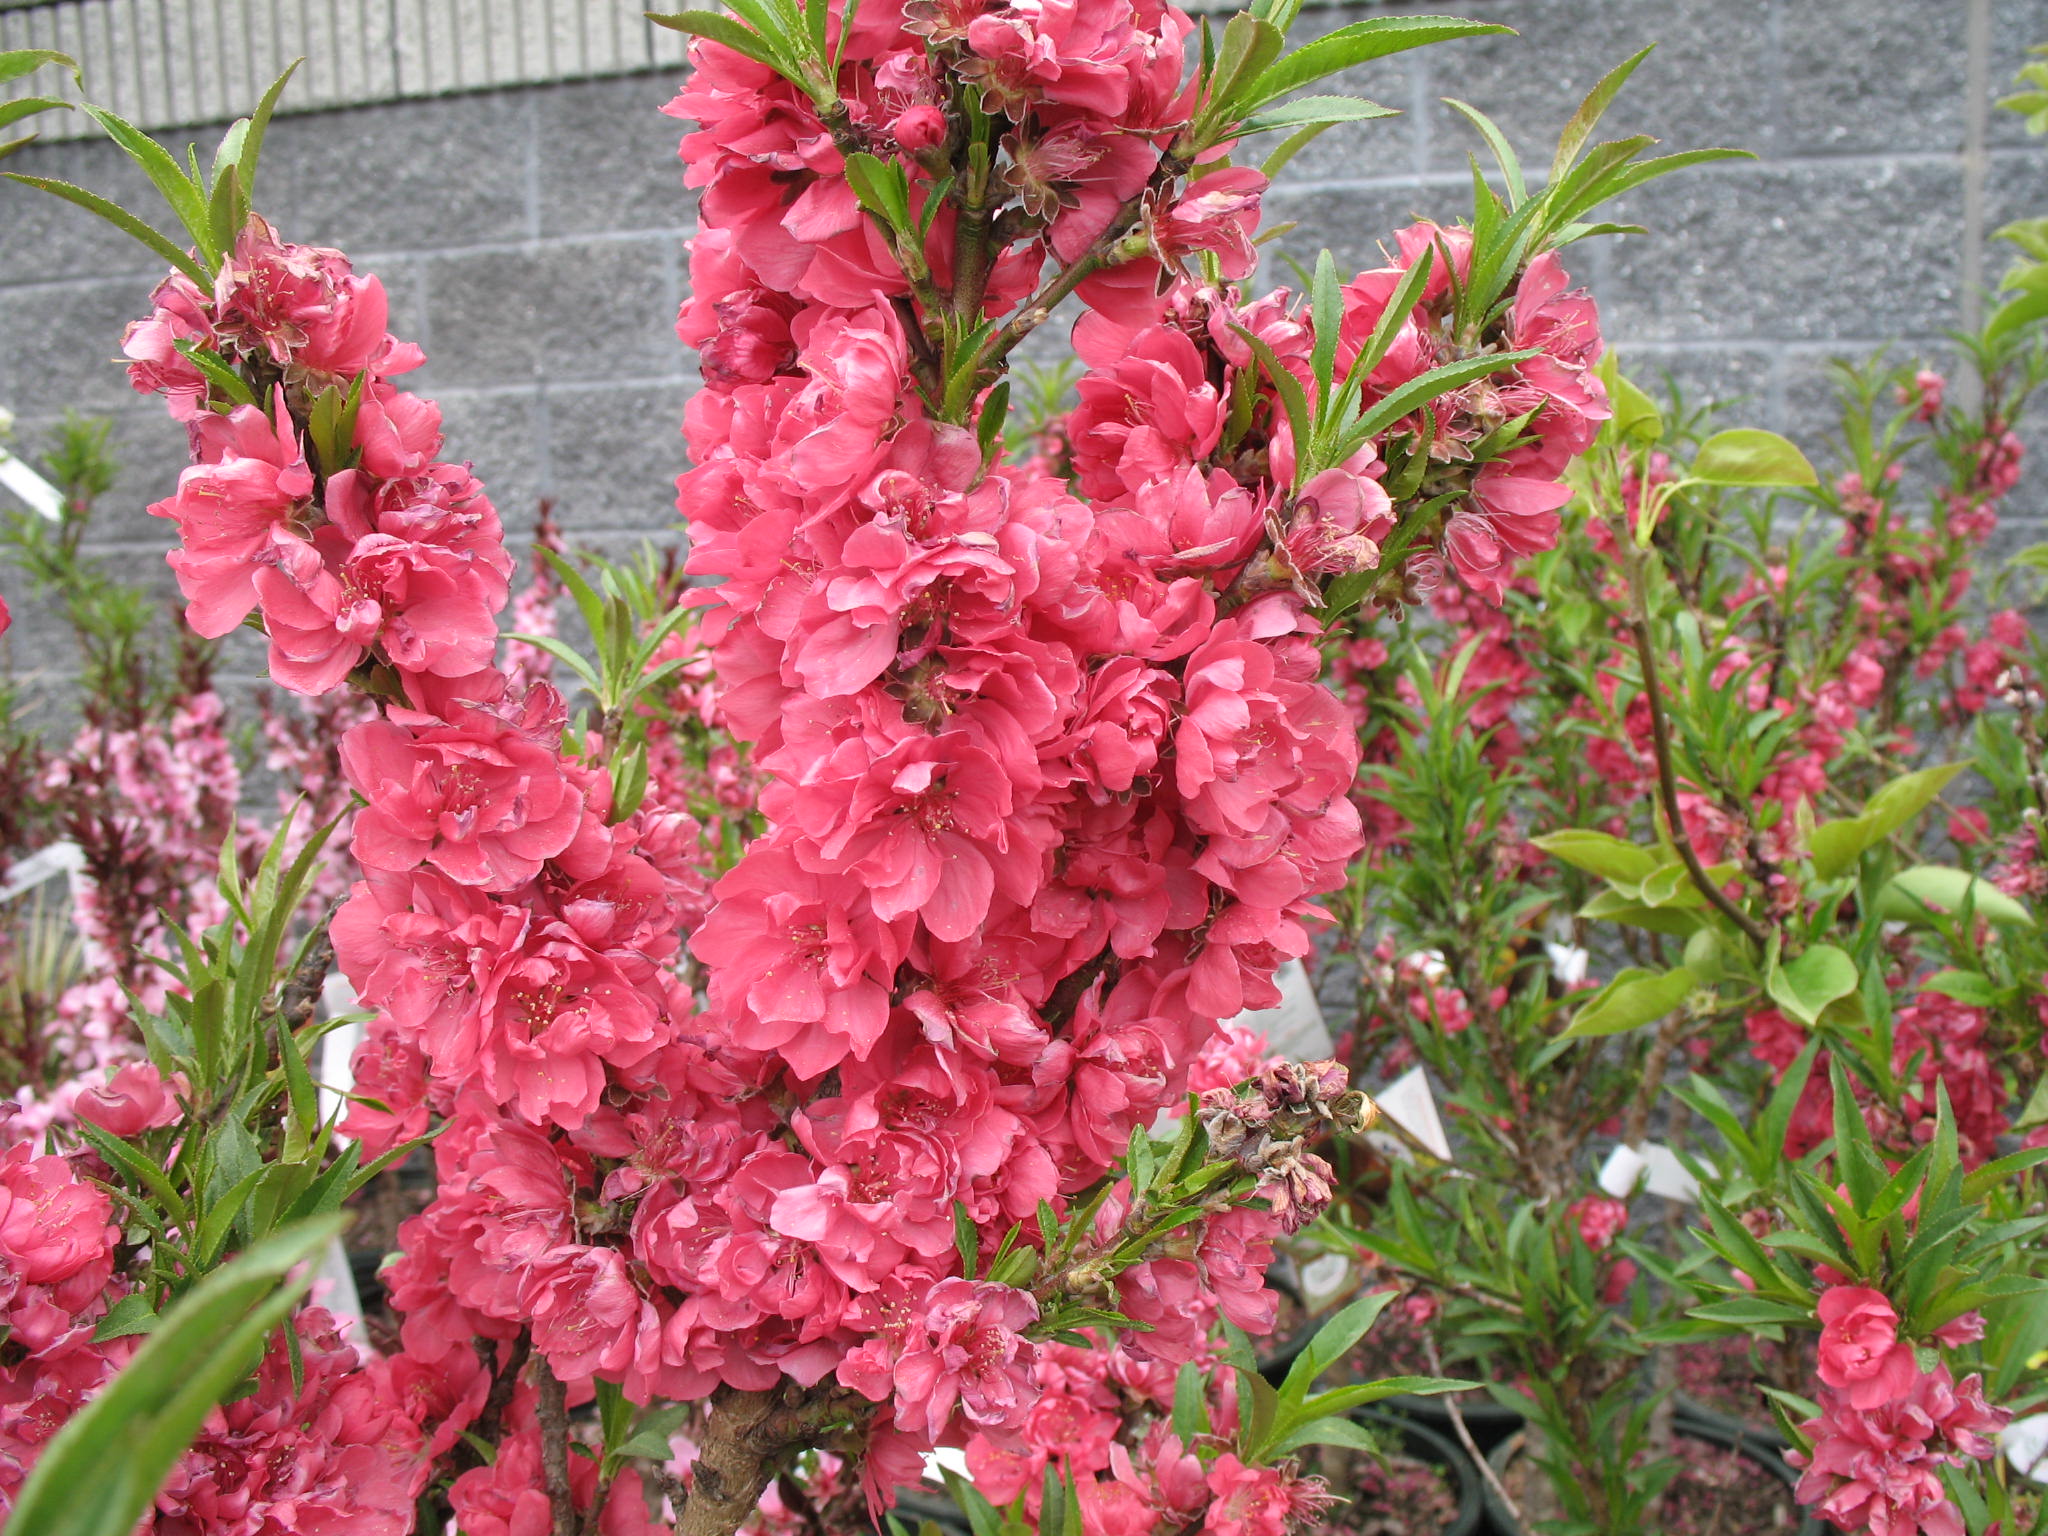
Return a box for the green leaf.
[73,1121,190,1227]
[1986,286,2048,345]
[1171,1362,1209,1442]
[7,1216,343,1536]
[1690,1295,1814,1326]
[1239,18,1512,116]
[2016,1075,2048,1132]
[92,1293,161,1343]
[842,149,912,231]
[1260,121,1342,180]
[1205,12,1286,123]
[1690,428,1818,489]
[1310,249,1342,401]
[1336,348,1542,462]
[0,49,80,87]
[1920,969,1998,1008]
[1240,95,1398,135]
[1876,866,2034,929]
[1559,965,1696,1039]
[171,340,259,409]
[1280,1289,1394,1402]
[1996,216,2048,261]
[1549,46,1654,183]
[953,1200,979,1280]
[1808,761,1969,880]
[614,1408,689,1462]
[1604,363,1663,445]
[229,60,301,212]
[76,105,212,261]
[0,97,72,134]
[1576,888,1702,937]
[1530,828,1658,887]
[645,9,794,73]
[1274,1413,1381,1455]
[1766,944,1860,1028]
[0,174,209,287]
[1442,99,1525,203]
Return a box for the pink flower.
[1903,369,1945,421]
[1569,1195,1628,1252]
[891,104,947,152]
[73,1061,188,1137]
[778,731,1042,943]
[341,717,586,888]
[121,272,215,418]
[840,1278,1042,1443]
[1068,328,1225,500]
[691,845,904,1078]
[150,394,316,637]
[525,1244,647,1381]
[1202,1454,1295,1536]
[1816,1286,1918,1410]
[1156,168,1266,281]
[0,1143,116,1293]
[1792,1366,2010,1536]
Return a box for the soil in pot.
[1674,1335,1817,1446]
[1308,1414,1482,1536]
[1489,1424,1821,1536]
[1321,1296,1522,1452]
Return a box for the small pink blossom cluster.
[1793,1286,2010,1536]
[15,686,241,1124]
[133,217,506,696]
[108,210,722,1522]
[962,1334,1331,1536]
[1745,980,2006,1167]
[0,1132,127,1502]
[1339,227,1608,604]
[667,0,1392,1465]
[149,1308,434,1536]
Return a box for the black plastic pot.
[1673,1389,1789,1452]
[1481,1422,1824,1536]
[1379,1391,1525,1456]
[886,1486,974,1535]
[1254,1321,1525,1454]
[1346,1409,1486,1536]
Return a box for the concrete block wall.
[2,0,2047,720]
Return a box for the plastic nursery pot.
[885,1486,974,1535]
[1481,1422,1825,1536]
[1380,1390,1525,1456]
[1333,1409,1486,1536]
[1673,1389,1790,1453]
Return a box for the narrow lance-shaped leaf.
[7,1215,345,1536]
[1238,17,1514,116]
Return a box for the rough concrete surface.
[2,0,2046,713]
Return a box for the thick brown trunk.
[673,1389,802,1536]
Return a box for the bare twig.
[536,1360,578,1536]
[1425,1330,1523,1528]
[1623,556,1769,950]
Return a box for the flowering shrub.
[1,11,2042,1536]
[1270,65,2048,1534]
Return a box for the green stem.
[1623,549,1770,951]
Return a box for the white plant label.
[0,841,83,904]
[0,445,64,522]
[318,972,365,1142]
[1231,957,1331,1059]
[1299,1252,1354,1308]
[1598,1141,1708,1203]
[2002,1412,2048,1485]
[1373,1066,1452,1162]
